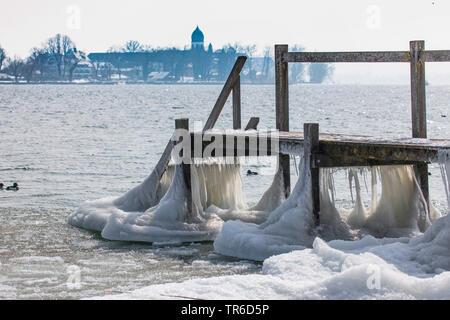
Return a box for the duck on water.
[0,183,19,191]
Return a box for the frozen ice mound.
[69,160,280,243]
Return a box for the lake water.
[0,84,448,299]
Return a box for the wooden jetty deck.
[150,40,450,226]
[192,130,450,167]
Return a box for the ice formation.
[70,140,449,263]
[96,227,450,300]
[69,160,280,243]
[68,166,175,233]
[214,158,443,261]
[96,158,450,300]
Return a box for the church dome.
[191,26,204,43]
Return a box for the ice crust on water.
[96,230,450,300]
[69,160,279,242]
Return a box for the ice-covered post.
[410,40,429,210]
[304,123,320,225]
[175,118,192,215]
[275,44,290,198]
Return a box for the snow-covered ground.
[90,160,450,300]
[95,219,450,300]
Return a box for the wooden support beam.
[232,75,241,130]
[316,140,440,167]
[410,40,430,210]
[204,56,247,131]
[190,131,447,164]
[304,123,320,225]
[245,117,260,130]
[275,44,291,198]
[423,50,450,62]
[175,118,192,215]
[410,41,427,139]
[283,49,450,63]
[283,51,410,63]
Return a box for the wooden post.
[275,44,290,198]
[175,118,192,215]
[204,56,247,131]
[410,40,429,210]
[140,58,247,210]
[304,123,320,225]
[410,40,427,138]
[232,75,241,130]
[245,117,260,130]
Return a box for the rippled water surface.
[0,84,449,299]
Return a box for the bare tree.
[21,59,35,83]
[107,47,123,80]
[0,45,6,72]
[30,47,46,81]
[89,59,101,80]
[5,56,24,82]
[309,63,335,83]
[45,34,77,79]
[66,48,86,82]
[46,34,63,77]
[290,45,306,83]
[123,40,143,53]
[216,44,238,81]
[261,46,273,82]
[235,43,257,81]
[62,35,76,77]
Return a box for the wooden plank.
[284,50,450,63]
[190,130,448,164]
[283,51,410,63]
[275,45,289,131]
[317,141,441,165]
[245,117,260,130]
[153,140,175,180]
[423,50,450,62]
[275,44,291,198]
[175,118,192,215]
[192,131,276,158]
[410,40,427,138]
[316,140,438,168]
[410,40,429,210]
[304,123,320,225]
[232,75,241,130]
[203,56,247,131]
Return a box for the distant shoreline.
[0,81,278,86]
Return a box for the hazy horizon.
[1,0,450,83]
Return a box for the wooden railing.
[141,56,248,212]
[274,40,450,208]
[203,56,247,131]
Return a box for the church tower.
[191,26,205,50]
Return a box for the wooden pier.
[156,40,450,225]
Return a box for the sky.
[1,0,450,83]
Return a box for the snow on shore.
[93,216,450,300]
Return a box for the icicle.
[440,161,450,211]
[348,169,354,203]
[292,155,299,176]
